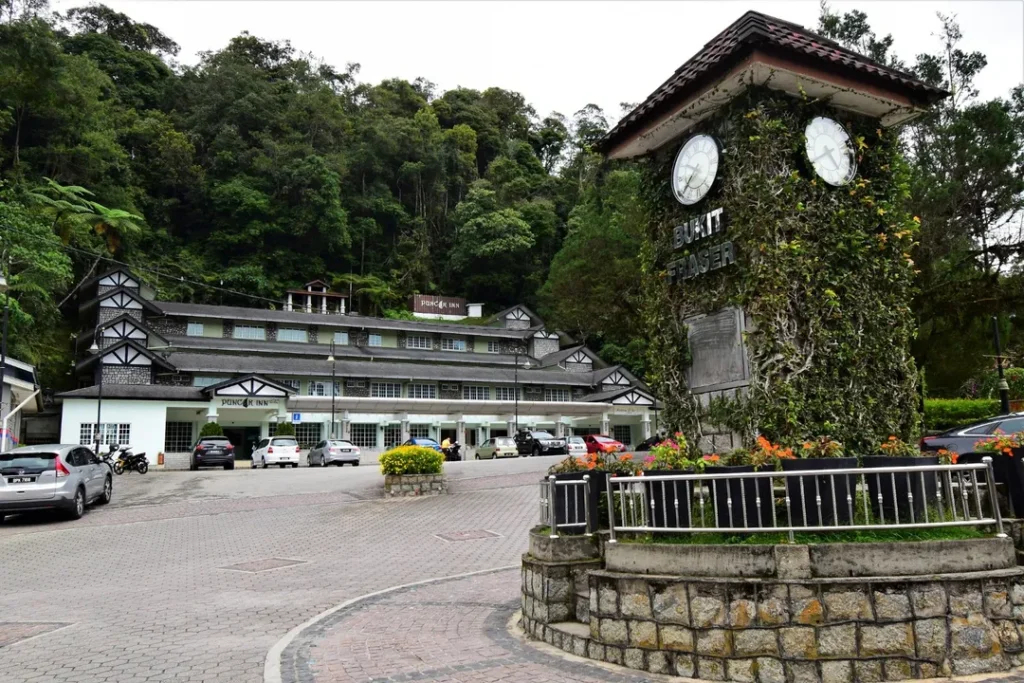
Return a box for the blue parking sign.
[291,413,301,423]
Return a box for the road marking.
[264,564,517,683]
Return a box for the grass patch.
[621,525,987,546]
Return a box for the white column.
[642,413,652,440]
[286,292,293,311]
[553,416,565,438]
[600,412,610,436]
[206,405,219,423]
[456,419,466,445]
[342,411,351,440]
[305,296,312,313]
[400,415,410,443]
[340,298,346,314]
[321,296,327,315]
[507,419,516,437]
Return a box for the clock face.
[804,116,856,186]
[671,134,719,205]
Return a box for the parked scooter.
[111,444,149,474]
[442,442,462,462]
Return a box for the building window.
[544,388,571,402]
[407,335,430,350]
[307,381,339,397]
[486,340,501,354]
[408,384,436,399]
[368,333,383,347]
[186,322,204,337]
[233,325,265,340]
[462,385,490,401]
[279,378,301,392]
[441,338,466,352]
[495,387,521,401]
[295,423,322,449]
[278,328,308,343]
[334,331,349,345]
[410,424,431,439]
[383,425,402,448]
[349,424,377,449]
[164,422,193,452]
[79,423,131,447]
[192,376,228,388]
[613,425,632,446]
[371,382,401,398]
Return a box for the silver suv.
[0,444,112,522]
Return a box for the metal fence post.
[983,456,1007,537]
[548,475,559,539]
[583,474,592,536]
[606,474,617,544]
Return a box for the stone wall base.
[383,473,447,497]
[522,554,601,625]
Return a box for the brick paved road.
[0,457,556,683]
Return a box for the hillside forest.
[1,0,1023,404]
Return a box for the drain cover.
[0,622,70,648]
[434,529,501,542]
[219,558,307,573]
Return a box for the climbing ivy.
[638,86,920,452]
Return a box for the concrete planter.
[383,473,447,497]
[529,526,599,562]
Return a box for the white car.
[475,436,519,459]
[567,436,587,458]
[253,436,301,469]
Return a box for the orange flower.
[703,454,720,463]
[619,454,632,461]
[951,452,959,464]
[802,442,812,450]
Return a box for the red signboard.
[411,294,467,316]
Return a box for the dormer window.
[407,335,430,350]
[186,321,204,337]
[441,338,466,352]
[278,328,308,343]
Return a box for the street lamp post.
[513,347,530,433]
[327,341,337,439]
[0,266,9,453]
[89,325,105,454]
[993,316,1012,415]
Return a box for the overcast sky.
[55,0,1024,126]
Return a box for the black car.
[515,430,567,457]
[920,413,1024,457]
[634,434,667,452]
[190,436,235,470]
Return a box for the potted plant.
[703,437,787,529]
[973,431,1024,517]
[547,453,603,533]
[862,436,939,522]
[780,436,859,527]
[639,434,699,529]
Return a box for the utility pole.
[993,316,1012,414]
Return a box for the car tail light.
[196,444,205,451]
[55,456,71,478]
[267,447,274,454]
[329,448,338,453]
[226,444,234,451]
[295,446,301,453]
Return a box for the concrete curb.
[263,564,518,683]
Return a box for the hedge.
[379,445,444,475]
[923,398,1000,432]
[199,422,223,437]
[272,422,296,436]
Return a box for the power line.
[0,223,283,307]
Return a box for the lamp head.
[89,340,100,354]
[327,354,335,362]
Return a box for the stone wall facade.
[524,385,543,401]
[383,473,447,497]
[532,337,560,359]
[102,365,152,385]
[564,361,593,373]
[439,382,461,400]
[344,379,369,397]
[155,373,193,387]
[99,307,142,323]
[149,317,187,336]
[222,321,234,339]
[521,534,1024,682]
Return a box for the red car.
[583,434,626,454]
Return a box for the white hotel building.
[58,268,658,466]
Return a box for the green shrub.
[379,445,444,475]
[199,422,223,437]
[923,398,1000,431]
[967,368,1024,400]
[272,422,296,436]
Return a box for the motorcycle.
[442,442,462,462]
[110,444,149,475]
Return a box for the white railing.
[604,458,1004,543]
[539,474,592,538]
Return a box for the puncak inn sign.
[667,207,736,283]
[410,294,467,316]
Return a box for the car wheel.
[292,462,298,468]
[307,456,312,467]
[322,457,329,467]
[533,446,540,457]
[189,457,198,472]
[97,477,112,505]
[224,462,233,470]
[0,514,5,524]
[67,487,86,520]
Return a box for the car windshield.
[533,432,555,439]
[271,438,298,446]
[417,439,439,446]
[569,437,585,444]
[329,440,353,447]
[496,438,515,446]
[0,452,57,472]
[594,436,616,443]
[201,438,230,444]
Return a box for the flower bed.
[380,445,446,497]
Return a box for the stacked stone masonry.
[102,365,152,385]
[383,474,448,498]
[521,538,1024,682]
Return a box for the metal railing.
[539,474,592,538]
[604,458,1004,543]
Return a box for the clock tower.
[597,11,947,452]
